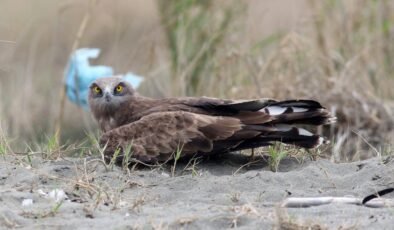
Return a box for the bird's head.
[88,76,136,116]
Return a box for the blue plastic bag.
[64,48,144,109]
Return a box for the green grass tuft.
[268,145,289,172]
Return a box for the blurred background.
[1,0,393,161]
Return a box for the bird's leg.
[250,148,255,161]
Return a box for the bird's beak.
[104,92,111,102]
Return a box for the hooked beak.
[104,92,111,102]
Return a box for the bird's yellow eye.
[115,85,123,93]
[93,86,101,94]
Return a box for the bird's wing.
[128,97,275,123]
[100,111,243,163]
[128,97,333,127]
[187,98,334,125]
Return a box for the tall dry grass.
[0,0,393,161]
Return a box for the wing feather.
[100,111,242,163]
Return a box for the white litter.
[37,189,47,196]
[37,189,69,203]
[22,199,33,207]
[48,189,68,203]
[161,172,170,177]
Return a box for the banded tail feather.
[209,99,336,125]
[211,99,335,123]
[235,124,328,150]
[215,99,336,150]
[262,100,336,125]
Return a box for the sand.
[0,154,393,229]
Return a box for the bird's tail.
[224,99,336,150]
[237,124,328,149]
[216,99,336,126]
[262,100,336,125]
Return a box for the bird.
[88,76,336,163]
[64,48,144,109]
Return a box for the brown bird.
[88,76,336,163]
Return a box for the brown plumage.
[88,76,336,163]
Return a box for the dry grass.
[0,0,394,161]
[275,206,328,230]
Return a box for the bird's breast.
[109,117,117,128]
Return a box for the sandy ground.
[0,154,393,229]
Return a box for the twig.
[0,40,16,44]
[351,129,381,157]
[54,0,97,145]
[282,197,394,208]
[233,159,262,176]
